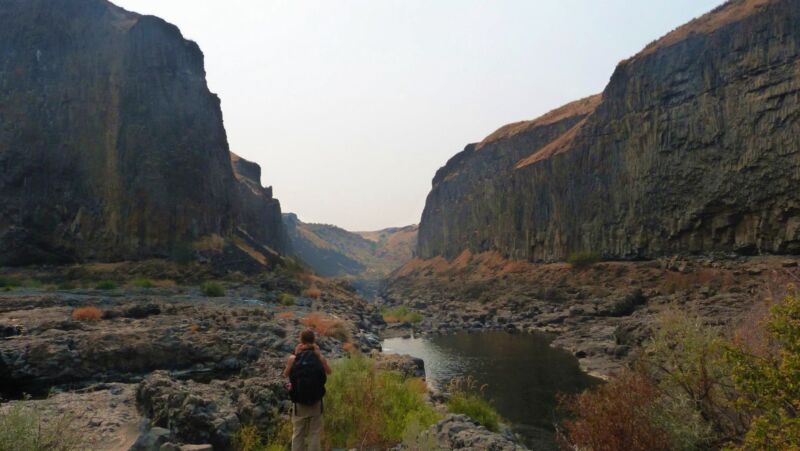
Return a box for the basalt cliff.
[0,0,286,265]
[418,0,800,262]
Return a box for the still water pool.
[382,331,599,450]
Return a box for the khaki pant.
[291,411,322,451]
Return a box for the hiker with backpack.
[283,328,332,451]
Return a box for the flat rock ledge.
[401,414,527,450]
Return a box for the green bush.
[726,292,800,449]
[170,241,196,265]
[201,281,225,297]
[132,278,155,289]
[0,276,20,289]
[57,281,78,290]
[381,306,423,324]
[446,377,502,432]
[567,251,601,269]
[233,420,291,451]
[324,355,440,449]
[278,292,295,306]
[95,280,117,290]
[0,403,84,450]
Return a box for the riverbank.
[384,252,797,378]
[0,262,524,450]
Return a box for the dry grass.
[303,285,322,299]
[276,311,295,319]
[300,313,351,342]
[192,234,226,252]
[72,306,103,322]
[477,94,601,151]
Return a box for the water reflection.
[382,331,599,450]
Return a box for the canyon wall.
[0,0,286,264]
[418,0,800,262]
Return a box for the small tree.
[726,291,800,449]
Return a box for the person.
[283,329,332,451]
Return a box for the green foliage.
[726,292,800,450]
[324,355,440,449]
[233,420,292,451]
[381,305,423,324]
[201,281,225,297]
[132,278,155,288]
[94,280,117,290]
[278,293,295,306]
[0,403,84,451]
[446,377,502,433]
[0,275,20,289]
[567,251,601,269]
[56,281,77,290]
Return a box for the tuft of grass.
[568,251,601,269]
[57,281,78,290]
[131,278,155,289]
[275,311,295,320]
[201,281,225,297]
[324,355,440,449]
[0,275,20,289]
[300,313,351,342]
[446,377,502,432]
[72,306,103,322]
[233,420,292,451]
[303,285,322,299]
[382,306,423,324]
[278,292,295,306]
[95,280,117,290]
[0,403,84,451]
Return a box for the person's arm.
[312,344,332,375]
[282,354,296,379]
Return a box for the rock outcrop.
[402,414,526,451]
[0,0,286,265]
[418,0,800,262]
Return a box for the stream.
[382,331,599,450]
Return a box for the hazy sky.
[113,0,722,231]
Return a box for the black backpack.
[289,350,327,405]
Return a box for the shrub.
[446,377,502,432]
[278,293,295,306]
[0,403,84,451]
[567,251,601,269]
[0,275,19,288]
[72,306,103,322]
[382,306,423,324]
[171,241,195,265]
[303,285,322,299]
[95,280,117,290]
[323,355,440,449]
[726,291,800,449]
[57,281,77,290]
[131,278,155,289]
[233,419,292,451]
[201,281,225,297]
[559,370,669,451]
[300,313,351,342]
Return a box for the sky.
[113,0,723,231]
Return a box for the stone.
[0,0,286,265]
[416,0,800,262]
[130,427,172,451]
[402,414,526,450]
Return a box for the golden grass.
[276,311,295,319]
[303,285,322,299]
[72,306,102,322]
[192,234,226,252]
[300,313,350,342]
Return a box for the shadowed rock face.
[0,0,285,264]
[419,0,800,262]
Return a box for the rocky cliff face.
[418,0,800,262]
[0,0,286,264]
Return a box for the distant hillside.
[283,213,417,280]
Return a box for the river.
[382,331,599,450]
